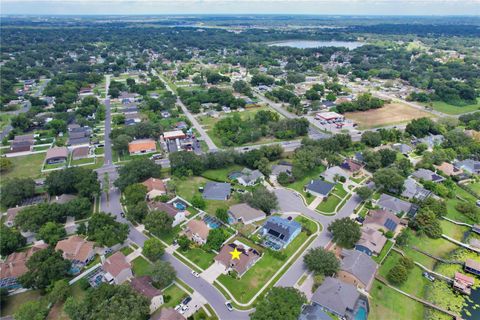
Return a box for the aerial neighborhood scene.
[1,1,480,320]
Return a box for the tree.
[277,172,292,185]
[18,247,70,289]
[356,186,373,201]
[115,158,161,191]
[126,201,149,222]
[143,210,173,236]
[0,225,26,256]
[361,131,382,147]
[1,178,35,208]
[191,194,206,210]
[123,183,147,206]
[387,264,408,285]
[38,222,66,245]
[410,209,442,238]
[45,167,99,199]
[415,143,428,154]
[177,235,191,251]
[242,185,278,214]
[255,157,271,176]
[148,260,176,289]
[14,300,48,320]
[142,238,165,261]
[206,228,228,251]
[251,287,306,320]
[327,218,361,249]
[303,248,340,276]
[406,117,439,138]
[112,134,132,155]
[0,157,13,172]
[48,279,71,304]
[215,207,229,223]
[64,284,149,320]
[373,167,406,194]
[86,212,129,247]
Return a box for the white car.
[191,271,200,278]
[225,301,233,311]
[174,305,182,311]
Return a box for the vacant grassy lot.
[345,102,434,129]
[2,153,45,181]
[429,99,480,115]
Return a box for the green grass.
[1,153,45,181]
[467,182,480,194]
[120,246,134,256]
[217,231,309,304]
[429,99,480,115]
[33,145,51,151]
[373,240,394,264]
[316,194,342,213]
[70,157,95,166]
[369,281,425,320]
[1,290,43,316]
[181,247,216,270]
[201,165,243,182]
[131,256,151,276]
[94,147,104,155]
[154,225,181,245]
[286,165,326,203]
[162,283,188,308]
[439,220,468,241]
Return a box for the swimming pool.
[173,201,187,211]
[354,306,368,320]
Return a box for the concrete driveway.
[201,261,226,284]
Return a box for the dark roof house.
[338,249,378,291]
[304,179,335,197]
[377,193,418,217]
[311,277,361,319]
[202,182,231,201]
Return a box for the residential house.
[392,143,412,155]
[10,134,35,153]
[465,259,480,276]
[355,227,387,256]
[413,134,444,149]
[142,178,167,200]
[236,168,264,186]
[338,249,378,291]
[67,136,90,148]
[299,305,334,320]
[401,177,431,201]
[152,308,186,320]
[124,112,141,124]
[163,130,187,141]
[50,194,77,204]
[340,159,364,175]
[304,179,335,198]
[261,216,301,249]
[4,206,28,228]
[455,159,480,175]
[270,164,293,179]
[72,146,90,160]
[130,276,164,313]
[202,182,231,201]
[412,168,445,183]
[0,243,48,289]
[55,235,95,266]
[435,162,463,177]
[311,277,362,320]
[45,147,69,165]
[377,193,418,218]
[214,242,261,277]
[122,105,138,114]
[228,203,266,225]
[321,166,349,183]
[354,152,365,164]
[453,272,474,295]
[102,252,132,285]
[128,139,157,155]
[364,209,402,234]
[183,219,210,245]
[148,201,186,227]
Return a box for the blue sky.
[2,0,479,15]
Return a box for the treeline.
[336,93,386,113]
[214,111,309,146]
[178,87,246,113]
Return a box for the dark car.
[182,296,192,305]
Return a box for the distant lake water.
[268,40,364,49]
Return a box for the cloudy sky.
[2,0,479,15]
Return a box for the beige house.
[102,252,133,285]
[355,226,387,256]
[55,235,95,265]
[130,276,164,313]
[142,178,167,200]
[183,219,210,245]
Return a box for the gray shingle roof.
[412,169,445,182]
[311,277,360,317]
[341,249,377,289]
[305,180,335,196]
[238,168,264,184]
[377,193,413,214]
[202,182,231,200]
[401,177,431,201]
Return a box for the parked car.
[476,200,480,207]
[225,301,233,311]
[174,305,182,311]
[423,272,435,282]
[182,296,192,305]
[191,271,200,278]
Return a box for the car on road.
[242,147,249,151]
[150,154,163,160]
[191,271,200,278]
[182,296,192,305]
[225,301,233,311]
[120,212,125,218]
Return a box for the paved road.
[273,188,362,287]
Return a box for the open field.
[1,153,45,181]
[428,99,480,115]
[344,102,434,129]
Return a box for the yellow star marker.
[229,248,241,260]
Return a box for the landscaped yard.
[162,283,189,308]
[70,157,96,166]
[316,183,348,214]
[372,240,394,264]
[217,229,311,304]
[1,153,45,180]
[445,184,478,224]
[201,165,243,182]
[120,246,134,256]
[286,165,326,204]
[181,247,216,270]
[131,256,151,276]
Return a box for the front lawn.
[70,157,95,166]
[121,246,134,256]
[181,247,216,270]
[316,194,342,213]
[1,153,45,180]
[131,256,151,276]
[153,225,181,245]
[285,165,326,203]
[162,283,188,308]
[217,231,309,304]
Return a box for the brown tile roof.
[72,146,89,159]
[45,147,69,161]
[434,162,463,176]
[55,235,94,262]
[103,252,131,277]
[128,139,156,153]
[357,227,387,254]
[341,159,363,172]
[5,206,28,225]
[148,201,180,218]
[184,219,210,241]
[152,308,186,320]
[0,244,48,279]
[215,243,261,276]
[129,276,161,298]
[364,209,401,232]
[142,178,166,193]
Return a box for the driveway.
[201,262,226,284]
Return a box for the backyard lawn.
[372,240,394,264]
[1,153,45,180]
[181,247,216,270]
[201,165,243,182]
[1,290,43,317]
[131,256,151,276]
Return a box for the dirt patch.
[344,103,434,129]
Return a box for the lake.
[268,40,364,50]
